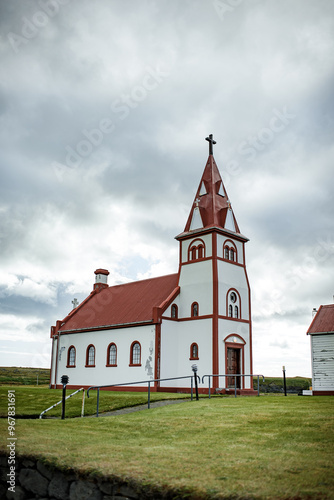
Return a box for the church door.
[227,348,241,388]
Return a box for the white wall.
[54,325,155,388]
[311,334,334,391]
[160,317,213,388]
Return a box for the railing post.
[257,375,260,396]
[208,376,211,399]
[148,381,151,409]
[234,377,237,398]
[96,388,100,418]
[191,377,193,400]
[81,389,85,417]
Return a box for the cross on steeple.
[205,134,216,155]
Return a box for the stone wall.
[0,454,182,500]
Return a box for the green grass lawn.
[0,393,333,499]
[0,385,190,418]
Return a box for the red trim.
[312,390,334,395]
[243,242,253,375]
[155,286,180,322]
[66,345,76,368]
[180,256,211,267]
[54,334,59,386]
[154,323,161,389]
[176,226,249,243]
[129,340,141,366]
[59,320,154,335]
[106,342,117,367]
[162,314,213,322]
[212,232,219,389]
[218,258,245,268]
[85,344,96,367]
[218,315,249,324]
[224,333,246,344]
[49,336,55,386]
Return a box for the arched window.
[227,290,241,320]
[107,343,117,366]
[191,302,199,317]
[188,239,206,262]
[198,245,204,259]
[67,346,76,367]
[171,304,178,319]
[86,345,95,367]
[223,241,237,263]
[130,341,141,366]
[190,343,199,360]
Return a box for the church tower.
[160,135,254,393]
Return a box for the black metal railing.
[201,374,265,398]
[87,375,200,417]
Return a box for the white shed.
[307,304,334,395]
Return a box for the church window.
[107,343,117,366]
[188,239,206,261]
[191,302,199,317]
[190,342,199,360]
[67,346,76,367]
[198,245,204,259]
[171,304,178,319]
[223,241,237,263]
[86,345,95,367]
[130,341,141,366]
[227,290,241,319]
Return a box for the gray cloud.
[0,0,333,374]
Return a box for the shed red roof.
[307,304,334,334]
[58,273,179,333]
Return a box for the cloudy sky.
[0,0,333,377]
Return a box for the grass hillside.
[0,366,50,385]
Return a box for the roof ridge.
[110,272,178,289]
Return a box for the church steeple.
[182,136,240,235]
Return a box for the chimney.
[94,269,110,291]
[312,308,317,318]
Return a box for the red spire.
[183,154,240,234]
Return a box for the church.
[50,135,255,394]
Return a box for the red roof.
[58,273,179,333]
[182,155,240,233]
[307,304,334,334]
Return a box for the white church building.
[50,136,256,394]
